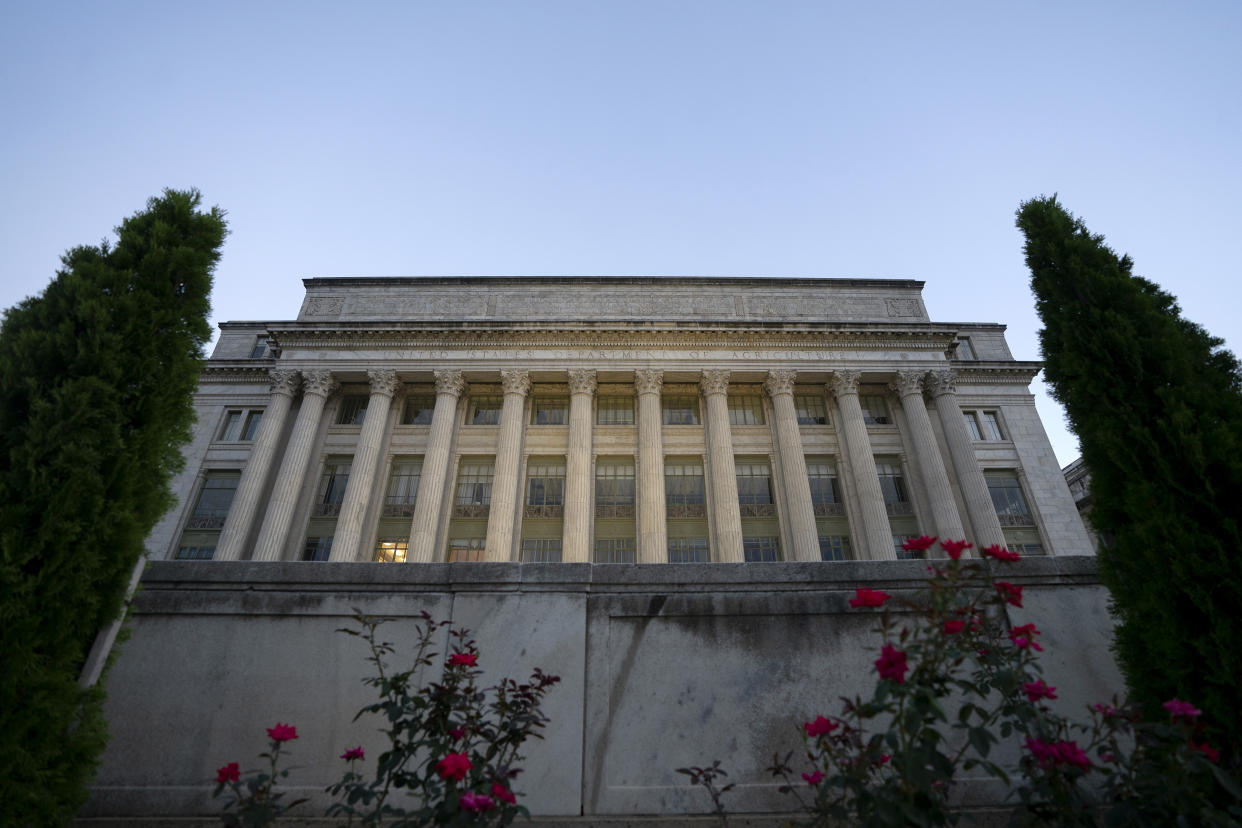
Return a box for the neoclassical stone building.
[152,276,1090,566]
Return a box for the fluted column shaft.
[331,370,400,562]
[635,370,667,563]
[409,371,467,563]
[485,370,530,561]
[563,370,596,563]
[253,371,337,561]
[701,370,744,563]
[215,370,300,561]
[829,370,895,560]
[927,370,1006,548]
[765,371,820,562]
[891,371,966,544]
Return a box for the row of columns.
[213,365,1004,563]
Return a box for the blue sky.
[2,1,1239,466]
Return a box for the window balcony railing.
[998,513,1036,527]
[813,502,846,517]
[595,504,635,519]
[885,501,914,517]
[666,504,706,519]
[738,503,777,518]
[382,503,417,518]
[312,503,342,517]
[524,504,564,519]
[186,515,226,530]
[452,504,490,519]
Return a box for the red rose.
[939,539,972,560]
[459,792,494,812]
[216,762,240,784]
[982,544,1021,562]
[875,644,908,683]
[266,723,297,742]
[994,581,1023,607]
[1192,742,1220,763]
[804,716,837,737]
[942,620,966,635]
[848,588,891,608]
[340,746,365,761]
[802,770,824,785]
[449,652,478,667]
[1023,680,1057,702]
[435,752,473,781]
[491,782,517,805]
[901,535,937,554]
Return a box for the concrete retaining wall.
[82,557,1121,824]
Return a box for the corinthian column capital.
[367,369,401,398]
[926,369,958,397]
[301,370,338,399]
[763,369,797,398]
[634,369,663,396]
[889,369,926,399]
[434,369,468,397]
[567,369,598,396]
[500,369,530,396]
[699,369,730,397]
[828,369,862,398]
[269,369,301,398]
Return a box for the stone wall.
[82,557,1121,825]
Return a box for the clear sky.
[2,1,1239,466]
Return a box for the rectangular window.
[982,411,1004,441]
[218,409,263,442]
[859,395,891,425]
[374,537,408,563]
[743,536,780,562]
[337,395,369,425]
[448,537,485,562]
[190,473,239,522]
[727,395,765,425]
[807,460,841,505]
[735,461,774,505]
[468,396,503,425]
[877,461,909,504]
[302,536,333,561]
[987,474,1030,517]
[597,396,635,425]
[665,460,706,506]
[383,459,422,516]
[594,538,636,563]
[795,394,828,425]
[596,460,636,507]
[526,460,566,506]
[403,395,436,425]
[455,460,495,506]
[175,544,215,560]
[668,537,709,563]
[662,395,700,425]
[818,535,851,562]
[531,396,569,425]
[963,412,983,440]
[249,336,269,359]
[520,538,562,563]
[317,460,351,510]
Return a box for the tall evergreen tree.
[0,189,226,823]
[1017,195,1242,754]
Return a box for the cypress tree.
[1016,195,1242,754]
[0,189,226,823]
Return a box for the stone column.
[215,369,300,561]
[890,370,966,544]
[926,370,1006,548]
[701,370,744,563]
[252,370,338,561]
[635,370,667,564]
[330,369,401,562]
[408,370,467,563]
[484,369,530,562]
[828,370,895,560]
[563,369,596,563]
[764,370,820,562]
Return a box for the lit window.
[595,538,636,563]
[736,461,774,505]
[795,394,828,425]
[859,395,891,425]
[302,536,333,561]
[249,336,269,359]
[987,474,1030,517]
[727,395,764,425]
[468,396,503,425]
[448,537,485,562]
[743,536,780,562]
[662,396,700,425]
[596,461,636,507]
[374,538,408,563]
[668,537,709,563]
[665,460,706,506]
[597,396,635,425]
[818,535,851,561]
[218,409,263,442]
[403,395,436,425]
[520,538,562,563]
[455,461,495,506]
[531,397,569,425]
[963,412,983,440]
[877,461,908,504]
[526,460,566,506]
[807,460,841,505]
[337,395,368,425]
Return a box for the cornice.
[200,365,276,383]
[954,363,1042,384]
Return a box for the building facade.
[152,277,1091,566]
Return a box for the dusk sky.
[3,2,1239,466]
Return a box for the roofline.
[300,275,927,289]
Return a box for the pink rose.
[459,792,494,812]
[1163,698,1202,720]
[802,770,824,785]
[804,716,837,737]
[266,723,297,742]
[449,727,467,741]
[1023,680,1057,703]
[435,752,473,781]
